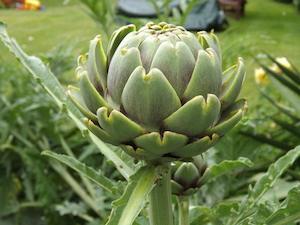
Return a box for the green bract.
[171,156,207,196]
[69,22,246,162]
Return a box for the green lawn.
[0,3,98,55]
[0,0,299,111]
[219,0,300,109]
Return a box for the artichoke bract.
[171,156,207,196]
[69,22,246,162]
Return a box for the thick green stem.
[149,164,174,225]
[178,196,190,225]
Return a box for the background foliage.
[0,0,300,224]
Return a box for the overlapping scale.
[71,22,247,162]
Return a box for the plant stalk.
[149,163,174,225]
[177,196,190,225]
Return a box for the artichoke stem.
[149,163,174,225]
[178,196,190,225]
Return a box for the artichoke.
[68,22,246,162]
[171,157,207,196]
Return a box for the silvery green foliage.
[69,22,247,162]
[189,146,300,225]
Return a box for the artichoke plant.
[69,22,246,162]
[171,156,207,196]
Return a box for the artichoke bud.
[86,35,107,94]
[171,156,207,196]
[197,31,221,62]
[71,22,246,162]
[107,24,136,65]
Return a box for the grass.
[0,4,98,55]
[0,0,299,111]
[219,0,300,109]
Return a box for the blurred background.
[0,0,300,224]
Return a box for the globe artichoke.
[171,156,207,196]
[68,22,246,162]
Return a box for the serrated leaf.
[202,157,253,182]
[190,206,214,225]
[0,22,134,180]
[42,150,117,195]
[246,202,276,225]
[233,145,300,225]
[248,146,300,201]
[49,161,101,215]
[265,186,300,225]
[259,179,300,203]
[105,166,158,225]
[190,202,239,225]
